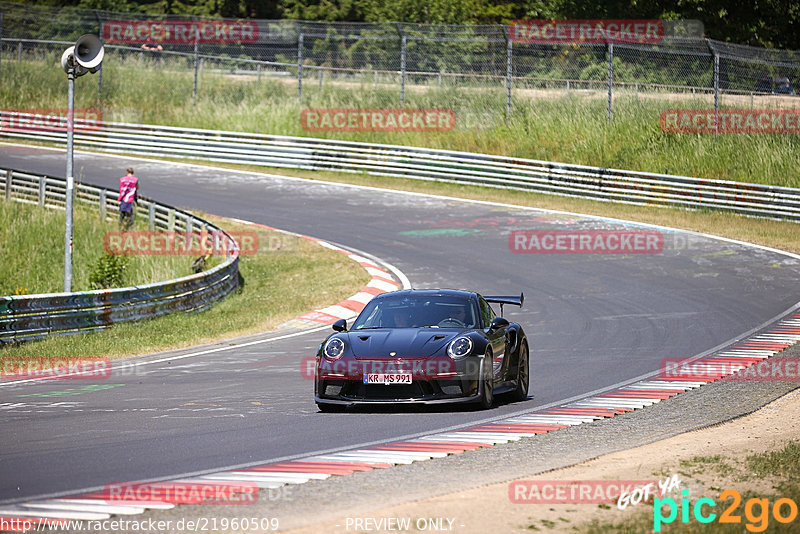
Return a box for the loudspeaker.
[74,34,104,70]
[61,34,104,76]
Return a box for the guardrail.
[0,168,240,343]
[1,114,799,221]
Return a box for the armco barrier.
[0,168,240,343]
[1,113,799,221]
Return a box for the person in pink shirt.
[118,167,138,231]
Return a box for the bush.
[88,254,129,289]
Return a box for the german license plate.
[363,373,412,385]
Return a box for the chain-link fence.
[1,1,800,134]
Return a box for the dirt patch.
[284,388,800,533]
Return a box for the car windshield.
[352,294,478,329]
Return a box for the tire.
[478,350,494,409]
[317,402,346,413]
[511,343,529,402]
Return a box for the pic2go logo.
[654,489,799,532]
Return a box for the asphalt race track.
[2,144,800,504]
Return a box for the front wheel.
[478,350,494,409]
[510,343,529,402]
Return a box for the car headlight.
[323,337,345,360]
[447,336,473,359]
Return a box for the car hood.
[345,328,462,359]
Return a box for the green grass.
[0,198,200,295]
[3,53,800,187]
[0,208,370,358]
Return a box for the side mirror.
[332,319,347,332]
[489,317,509,332]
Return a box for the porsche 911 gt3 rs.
[314,289,529,411]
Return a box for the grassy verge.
[0,211,370,358]
[580,441,800,533]
[0,198,204,295]
[3,54,800,187]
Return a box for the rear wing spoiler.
[484,293,524,316]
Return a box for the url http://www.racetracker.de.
[0,516,280,532]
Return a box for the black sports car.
[314,289,529,411]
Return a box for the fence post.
[706,39,719,141]
[397,23,406,104]
[297,25,303,99]
[257,63,261,83]
[99,189,106,221]
[713,54,719,140]
[95,12,103,101]
[0,12,4,82]
[148,202,155,231]
[168,209,175,231]
[5,170,11,201]
[16,40,21,62]
[503,26,513,123]
[38,175,45,208]
[318,67,322,90]
[607,42,613,121]
[192,23,199,104]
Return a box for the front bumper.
[314,355,485,405]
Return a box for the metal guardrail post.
[257,63,261,83]
[16,40,20,61]
[38,175,45,207]
[99,189,106,221]
[168,208,175,231]
[607,42,613,121]
[397,23,406,104]
[148,202,155,230]
[4,169,10,201]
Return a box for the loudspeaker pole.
[60,34,103,293]
[64,66,75,292]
